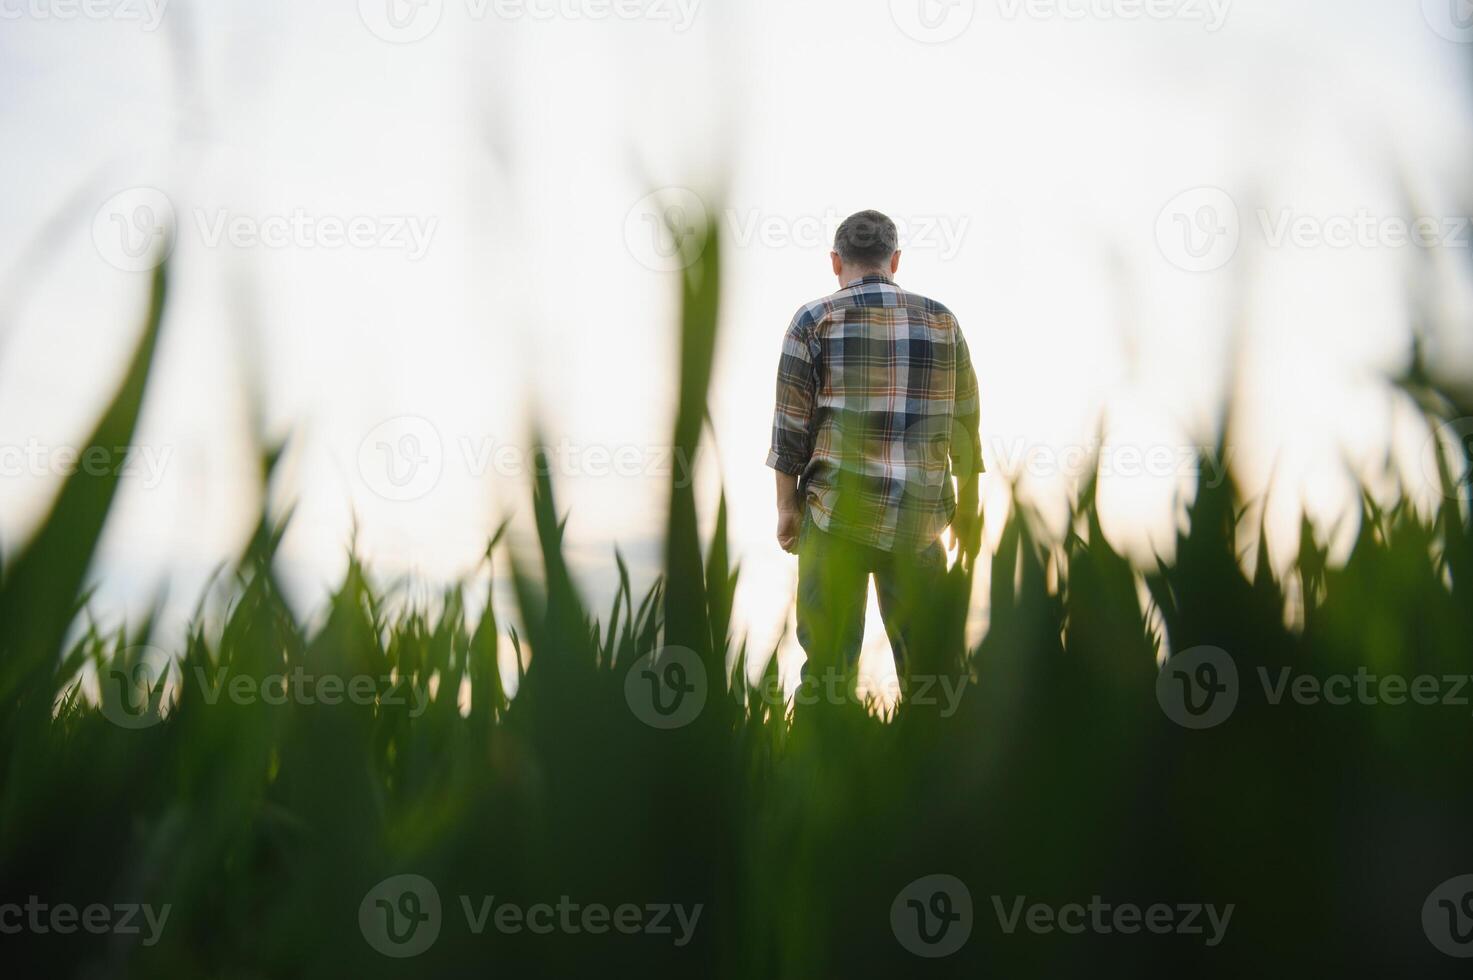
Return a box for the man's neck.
[842,271,894,288]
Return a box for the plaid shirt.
[766,274,982,552]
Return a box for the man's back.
[767,273,981,553]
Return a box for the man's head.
[831,210,900,285]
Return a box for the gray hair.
[833,210,898,268]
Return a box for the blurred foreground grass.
[2,236,1473,978]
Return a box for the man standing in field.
[766,210,982,680]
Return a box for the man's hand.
[953,474,981,568]
[952,510,980,566]
[777,507,801,555]
[774,470,803,554]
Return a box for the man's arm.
[765,312,815,553]
[951,326,983,563]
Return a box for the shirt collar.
[843,273,896,289]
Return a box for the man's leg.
[795,516,870,695]
[873,539,946,680]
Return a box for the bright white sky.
[2,0,1472,680]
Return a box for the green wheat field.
[3,231,1472,978]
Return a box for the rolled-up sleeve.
[765,313,816,475]
[951,325,984,479]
